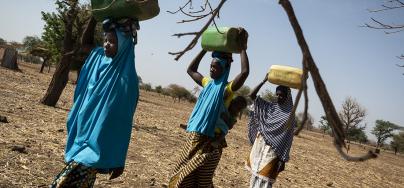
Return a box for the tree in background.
[261,89,276,102]
[141,83,153,92]
[166,84,195,103]
[22,36,43,52]
[347,126,368,144]
[371,120,403,153]
[21,36,43,65]
[236,85,251,98]
[319,115,331,136]
[235,85,251,119]
[0,37,6,45]
[30,47,52,73]
[296,112,314,131]
[155,85,164,95]
[339,97,367,142]
[390,131,404,155]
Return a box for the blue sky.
[0,0,403,141]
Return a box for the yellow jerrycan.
[267,65,303,89]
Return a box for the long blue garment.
[65,30,139,170]
[186,58,230,138]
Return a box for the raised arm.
[187,49,207,86]
[230,49,249,91]
[81,17,97,54]
[249,73,268,100]
[230,28,249,91]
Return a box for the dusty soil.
[0,62,403,188]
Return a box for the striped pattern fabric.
[50,161,97,188]
[169,132,222,188]
[247,90,296,162]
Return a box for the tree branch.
[167,0,192,14]
[169,0,227,61]
[279,0,377,161]
[172,32,199,38]
[367,0,404,12]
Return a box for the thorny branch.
[363,0,404,34]
[367,0,404,12]
[279,0,377,161]
[168,0,227,61]
[363,18,404,34]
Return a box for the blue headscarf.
[64,29,139,170]
[186,57,230,138]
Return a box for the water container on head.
[201,27,243,53]
[267,65,303,89]
[91,0,160,22]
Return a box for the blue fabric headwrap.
[65,29,139,170]
[186,57,230,138]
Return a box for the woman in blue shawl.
[50,17,140,187]
[169,28,249,188]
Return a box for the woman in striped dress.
[246,73,296,188]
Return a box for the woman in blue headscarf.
[50,17,140,187]
[169,28,249,188]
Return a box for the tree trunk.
[1,48,19,70]
[41,54,73,106]
[41,2,78,106]
[40,58,49,73]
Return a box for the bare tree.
[363,0,404,34]
[363,0,404,73]
[170,0,377,161]
[338,97,367,139]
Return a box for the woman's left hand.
[238,28,249,50]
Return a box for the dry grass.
[0,62,403,188]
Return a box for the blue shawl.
[65,30,139,170]
[186,58,230,138]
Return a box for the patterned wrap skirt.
[169,132,223,188]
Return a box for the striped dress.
[246,91,296,188]
[247,94,295,162]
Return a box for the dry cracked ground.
[0,62,403,188]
